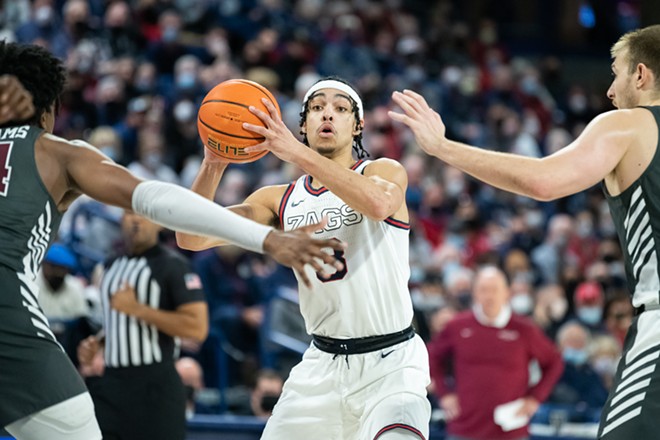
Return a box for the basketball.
[197,79,280,163]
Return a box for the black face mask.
[456,290,472,309]
[73,21,90,38]
[45,275,65,291]
[260,394,279,413]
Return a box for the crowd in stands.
[3,0,641,430]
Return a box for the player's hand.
[110,281,141,316]
[263,218,346,288]
[440,394,461,421]
[243,98,308,165]
[388,90,447,157]
[203,144,232,165]
[0,74,34,124]
[77,335,101,366]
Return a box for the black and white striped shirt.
[100,244,205,368]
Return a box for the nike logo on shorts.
[381,349,395,358]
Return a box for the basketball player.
[0,41,342,440]
[0,74,34,124]
[388,25,660,440]
[177,76,431,439]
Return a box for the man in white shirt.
[36,243,89,321]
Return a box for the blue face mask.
[176,72,196,90]
[563,348,588,366]
[577,306,603,326]
[100,146,117,161]
[162,26,179,43]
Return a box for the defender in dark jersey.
[0,41,342,440]
[389,25,660,440]
[78,211,207,440]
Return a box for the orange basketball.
[197,79,281,163]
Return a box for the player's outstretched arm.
[0,74,35,124]
[60,139,270,252]
[174,150,282,251]
[389,89,630,201]
[62,140,343,286]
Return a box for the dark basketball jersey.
[0,125,62,271]
[604,106,660,308]
[0,125,87,426]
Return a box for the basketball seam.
[198,117,265,141]
[233,79,278,103]
[201,99,249,109]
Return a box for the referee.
[78,210,208,440]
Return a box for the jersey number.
[317,249,348,282]
[0,142,14,197]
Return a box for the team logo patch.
[184,273,202,290]
[497,330,520,341]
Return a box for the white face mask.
[510,294,533,315]
[592,356,618,377]
[35,6,53,25]
[577,306,603,326]
[144,152,163,170]
[100,145,118,161]
[174,100,195,122]
[549,299,568,320]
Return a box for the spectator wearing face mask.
[165,98,202,173]
[233,368,285,419]
[128,128,180,184]
[36,242,89,321]
[15,0,66,56]
[250,369,283,419]
[36,243,92,365]
[549,321,609,408]
[572,281,607,334]
[428,266,563,440]
[530,214,579,285]
[532,284,570,340]
[443,265,475,311]
[509,273,535,316]
[589,334,622,391]
[89,125,124,164]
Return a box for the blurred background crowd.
[3,0,658,433]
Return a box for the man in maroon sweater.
[428,266,563,440]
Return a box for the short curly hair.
[0,40,66,126]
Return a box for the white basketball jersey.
[279,160,413,338]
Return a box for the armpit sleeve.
[131,180,272,254]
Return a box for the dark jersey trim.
[384,217,410,230]
[304,175,328,196]
[373,423,426,440]
[278,182,295,227]
[351,159,365,170]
